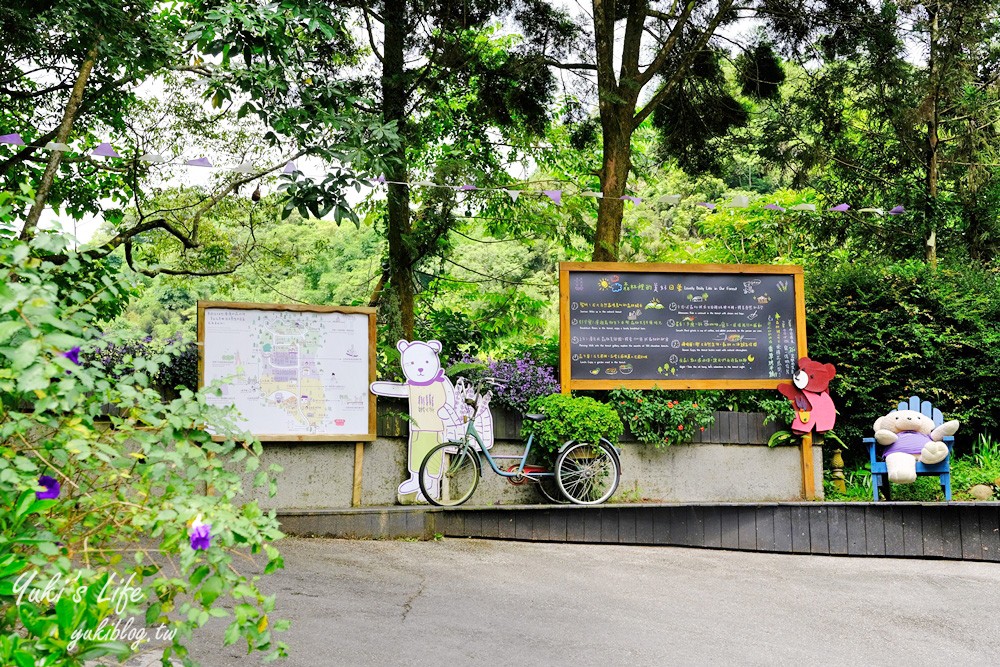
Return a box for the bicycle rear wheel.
[419,442,480,507]
[536,474,567,504]
[555,440,621,505]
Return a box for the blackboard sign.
[559,263,807,390]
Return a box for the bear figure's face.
[873,409,934,435]
[792,356,836,393]
[396,339,443,383]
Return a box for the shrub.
[807,259,1000,465]
[0,209,286,664]
[84,335,199,395]
[453,352,559,414]
[608,388,716,447]
[524,394,624,461]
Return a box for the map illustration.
[201,306,371,438]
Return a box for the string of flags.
[1,132,907,215]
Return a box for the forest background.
[4,0,1000,467]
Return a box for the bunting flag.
[0,127,910,215]
[91,142,120,158]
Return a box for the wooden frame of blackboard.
[559,262,807,392]
[197,301,377,442]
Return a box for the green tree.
[353,0,578,338]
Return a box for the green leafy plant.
[0,210,287,664]
[767,429,847,449]
[523,394,624,462]
[608,388,716,448]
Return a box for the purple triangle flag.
[542,190,562,206]
[185,157,212,167]
[457,184,476,191]
[620,196,641,204]
[283,161,297,174]
[373,175,386,184]
[0,133,25,146]
[764,203,786,212]
[828,203,850,212]
[888,205,905,215]
[91,142,121,158]
[696,202,716,210]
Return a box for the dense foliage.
[0,200,285,664]
[807,260,1000,462]
[524,394,624,461]
[609,389,717,448]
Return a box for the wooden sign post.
[559,263,816,499]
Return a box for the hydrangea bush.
[0,202,286,665]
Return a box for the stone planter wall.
[232,402,821,510]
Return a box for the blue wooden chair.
[865,396,953,502]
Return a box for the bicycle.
[418,377,622,506]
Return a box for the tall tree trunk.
[20,39,101,241]
[381,0,415,339]
[594,112,634,261]
[924,3,940,266]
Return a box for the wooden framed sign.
[198,301,377,441]
[559,262,807,391]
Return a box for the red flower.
[678,424,684,430]
[700,427,705,431]
[692,403,698,408]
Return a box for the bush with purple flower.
[0,224,286,663]
[456,352,560,414]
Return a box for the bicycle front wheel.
[555,440,621,505]
[419,442,481,507]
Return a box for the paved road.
[185,537,1000,666]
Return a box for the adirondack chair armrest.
[863,437,877,465]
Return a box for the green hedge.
[806,260,1000,463]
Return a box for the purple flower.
[189,515,212,551]
[36,475,60,500]
[62,347,81,365]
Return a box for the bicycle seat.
[523,413,547,422]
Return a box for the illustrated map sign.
[559,263,807,390]
[198,301,377,441]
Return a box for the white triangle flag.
[139,152,166,164]
[229,161,254,174]
[44,142,72,151]
[505,189,521,202]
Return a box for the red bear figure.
[777,357,837,435]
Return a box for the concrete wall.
[235,407,824,509]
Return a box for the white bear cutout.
[369,340,493,503]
